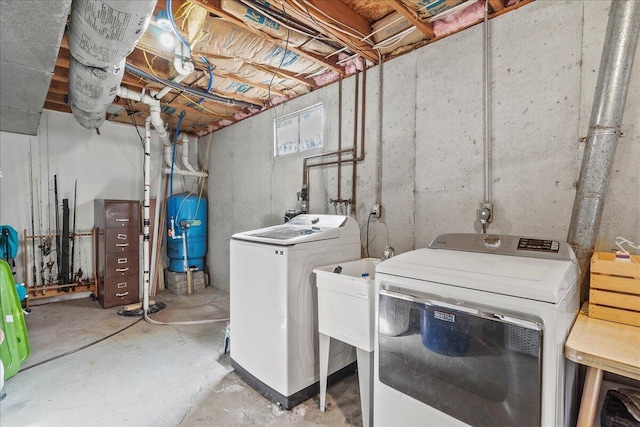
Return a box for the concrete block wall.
[205,0,640,291]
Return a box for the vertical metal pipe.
[338,77,343,201]
[352,72,360,209]
[483,0,491,203]
[568,0,640,302]
[376,54,384,205]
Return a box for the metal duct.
[567,0,640,302]
[68,56,124,129]
[67,0,157,129]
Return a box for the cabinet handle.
[117,234,128,240]
[116,268,129,272]
[117,258,128,264]
[116,218,130,222]
[116,292,129,297]
[117,282,127,288]
[115,243,129,247]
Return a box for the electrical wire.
[18,318,143,373]
[166,0,191,50]
[170,111,186,197]
[179,93,226,117]
[268,2,291,125]
[125,99,145,148]
[372,27,418,50]
[143,51,159,77]
[125,63,261,109]
[193,132,214,220]
[197,58,214,105]
[238,0,334,42]
[297,0,372,46]
[366,212,375,257]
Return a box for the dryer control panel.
[517,238,559,253]
[428,233,574,262]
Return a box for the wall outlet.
[371,203,381,218]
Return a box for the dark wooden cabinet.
[95,199,140,308]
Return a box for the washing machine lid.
[376,233,579,303]
[231,214,359,245]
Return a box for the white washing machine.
[230,214,360,409]
[374,233,580,427]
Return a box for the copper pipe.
[306,156,357,173]
[351,72,359,208]
[301,68,369,212]
[304,149,355,190]
[351,67,366,207]
[360,67,367,160]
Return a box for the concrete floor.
[0,286,362,426]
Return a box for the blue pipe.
[166,0,191,50]
[198,57,213,104]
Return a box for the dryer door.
[378,288,542,427]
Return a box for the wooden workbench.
[565,307,640,426]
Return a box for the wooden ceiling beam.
[44,101,72,114]
[490,0,534,18]
[250,63,319,90]
[183,0,346,76]
[45,92,70,107]
[282,0,378,63]
[57,45,172,79]
[159,96,234,120]
[108,101,218,131]
[51,67,154,93]
[488,0,505,13]
[303,0,371,38]
[383,0,435,40]
[131,39,284,104]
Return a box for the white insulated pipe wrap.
[67,0,157,129]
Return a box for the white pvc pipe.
[180,133,198,172]
[154,74,189,100]
[142,117,152,313]
[163,168,208,177]
[181,232,188,272]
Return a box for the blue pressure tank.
[166,193,207,272]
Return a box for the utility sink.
[314,258,380,352]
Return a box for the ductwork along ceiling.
[0,0,533,136]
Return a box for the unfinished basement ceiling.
[0,0,72,135]
[10,0,533,137]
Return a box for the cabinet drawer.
[100,277,139,308]
[105,252,139,279]
[105,202,139,228]
[105,228,139,253]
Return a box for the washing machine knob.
[483,234,501,248]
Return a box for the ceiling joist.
[384,0,435,40]
[38,0,536,135]
[186,0,346,76]
[282,0,379,63]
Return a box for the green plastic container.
[0,259,30,380]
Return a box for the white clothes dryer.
[230,214,360,409]
[374,233,580,427]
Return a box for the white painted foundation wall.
[0,110,203,285]
[206,1,639,292]
[0,1,637,294]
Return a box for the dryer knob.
[483,235,501,248]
